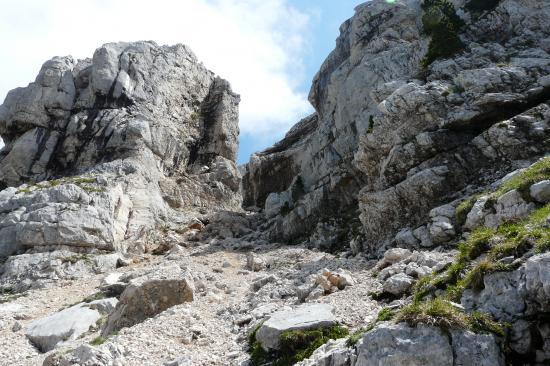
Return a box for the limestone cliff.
[242,0,550,256]
[0,41,241,257]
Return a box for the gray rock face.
[0,251,122,293]
[102,265,194,336]
[296,338,353,366]
[0,41,241,257]
[355,324,453,366]
[530,180,550,203]
[255,303,336,351]
[462,253,550,361]
[354,324,503,366]
[241,0,550,253]
[451,330,504,366]
[26,298,117,352]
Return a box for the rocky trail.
[0,241,384,365]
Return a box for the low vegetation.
[0,289,27,304]
[415,203,550,303]
[16,176,105,195]
[455,196,477,226]
[494,157,550,199]
[250,325,349,366]
[396,298,504,336]
[421,0,465,67]
[89,336,107,346]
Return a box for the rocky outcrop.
[241,0,550,255]
[0,41,241,258]
[354,324,503,366]
[0,250,123,293]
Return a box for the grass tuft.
[89,336,106,346]
[495,157,550,200]
[376,307,395,322]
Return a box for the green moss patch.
[249,325,349,366]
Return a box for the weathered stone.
[383,273,415,296]
[102,265,194,335]
[296,338,353,366]
[530,180,550,203]
[382,248,411,265]
[255,303,336,351]
[1,251,122,293]
[0,41,241,258]
[43,343,126,366]
[451,330,504,366]
[525,253,550,308]
[26,299,117,352]
[355,324,503,366]
[355,324,454,366]
[246,252,266,272]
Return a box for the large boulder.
[101,265,194,335]
[255,303,337,351]
[26,298,117,352]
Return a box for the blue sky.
[0,0,361,160]
[238,1,358,164]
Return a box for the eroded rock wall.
[242,0,550,255]
[0,41,241,256]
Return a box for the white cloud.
[0,0,314,137]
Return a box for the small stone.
[383,273,415,296]
[246,253,266,272]
[11,321,22,332]
[383,248,412,264]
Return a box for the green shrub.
[467,311,505,337]
[396,298,505,336]
[249,325,349,366]
[421,0,465,67]
[459,259,511,291]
